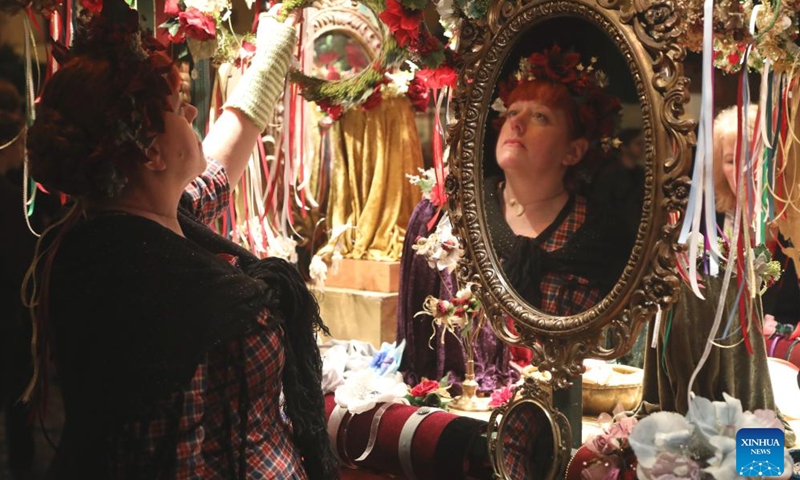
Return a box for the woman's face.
[154,88,204,183]
[495,100,579,174]
[721,133,737,194]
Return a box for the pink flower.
[607,416,638,440]
[488,385,513,407]
[587,433,621,456]
[164,0,182,16]
[178,8,216,41]
[581,457,620,480]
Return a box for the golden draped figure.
[314,96,423,261]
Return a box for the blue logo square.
[736,428,784,476]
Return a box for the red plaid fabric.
[111,364,207,479]
[538,197,603,316]
[203,255,308,480]
[501,403,547,479]
[184,159,230,225]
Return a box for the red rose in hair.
[378,0,422,47]
[361,87,383,111]
[528,45,581,84]
[178,8,216,41]
[410,379,439,397]
[80,0,103,14]
[164,0,181,16]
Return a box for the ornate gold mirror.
[447,0,694,390]
[303,0,382,80]
[488,377,572,480]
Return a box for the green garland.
[286,0,409,109]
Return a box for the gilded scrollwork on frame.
[446,0,695,391]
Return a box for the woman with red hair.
[485,46,631,317]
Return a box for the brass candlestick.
[448,359,491,412]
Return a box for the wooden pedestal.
[314,286,398,346]
[324,259,401,293]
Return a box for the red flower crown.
[497,45,622,150]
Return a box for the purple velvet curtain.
[396,199,515,393]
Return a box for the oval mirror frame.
[488,377,572,480]
[446,0,695,388]
[306,0,383,66]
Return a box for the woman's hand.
[203,1,298,186]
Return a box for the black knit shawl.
[44,199,337,479]
[484,176,632,311]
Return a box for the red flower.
[235,41,256,68]
[378,0,422,47]
[413,30,442,57]
[178,8,216,42]
[406,73,430,112]
[416,66,457,90]
[80,0,103,14]
[528,45,581,84]
[727,52,741,65]
[410,379,439,397]
[361,87,383,111]
[164,0,182,16]
[345,43,369,70]
[318,101,344,121]
[167,28,186,44]
[325,65,341,80]
[318,51,339,65]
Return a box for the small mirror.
[488,378,572,480]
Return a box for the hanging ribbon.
[678,0,719,299]
[426,86,449,232]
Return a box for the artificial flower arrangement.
[628,393,793,480]
[411,212,464,274]
[404,377,452,408]
[415,284,482,345]
[676,0,799,74]
[160,0,252,62]
[581,406,640,480]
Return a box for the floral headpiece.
[495,45,622,151]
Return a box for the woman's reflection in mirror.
[485,45,634,315]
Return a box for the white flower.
[184,0,229,14]
[384,69,415,96]
[491,97,507,114]
[267,234,297,263]
[309,255,328,288]
[407,168,437,199]
[334,369,409,414]
[435,0,459,38]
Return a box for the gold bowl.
[582,364,643,416]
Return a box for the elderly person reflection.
[485,46,632,315]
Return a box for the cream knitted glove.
[223,13,296,131]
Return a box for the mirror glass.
[500,401,556,480]
[482,16,644,317]
[311,31,373,80]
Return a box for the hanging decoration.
[159,0,255,62]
